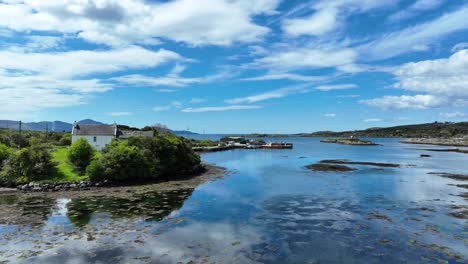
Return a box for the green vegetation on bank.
[300,122,468,138]
[0,128,201,187]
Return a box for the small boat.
[262,142,293,149]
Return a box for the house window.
[93,136,97,142]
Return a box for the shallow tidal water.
[0,137,467,263]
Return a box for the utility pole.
[18,120,22,148]
[46,123,49,141]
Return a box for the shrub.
[59,134,72,146]
[86,159,105,181]
[88,141,150,182]
[0,145,56,186]
[0,143,10,168]
[68,138,95,171]
[128,134,200,178]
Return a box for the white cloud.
[283,7,338,36]
[242,73,328,82]
[323,113,336,117]
[439,112,465,118]
[451,42,468,53]
[393,49,468,97]
[361,5,468,60]
[251,48,358,73]
[0,0,280,46]
[316,84,357,91]
[152,101,184,112]
[0,87,83,119]
[113,71,229,88]
[189,98,207,103]
[226,85,310,104]
[364,118,383,122]
[336,94,360,98]
[0,46,184,78]
[105,112,133,116]
[0,46,184,118]
[282,0,398,37]
[182,105,262,113]
[388,0,445,22]
[152,106,172,112]
[363,49,468,110]
[360,94,443,110]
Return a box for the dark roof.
[72,124,116,136]
[118,130,154,139]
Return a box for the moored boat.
[262,142,293,149]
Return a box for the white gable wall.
[72,135,114,151]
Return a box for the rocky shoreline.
[401,138,468,147]
[320,138,380,146]
[4,163,222,194]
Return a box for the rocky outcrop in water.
[305,163,357,172]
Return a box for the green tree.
[0,143,10,168]
[68,138,95,172]
[0,145,56,186]
[59,134,72,146]
[88,141,150,182]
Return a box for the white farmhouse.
[71,122,117,150]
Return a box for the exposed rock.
[428,172,468,182]
[420,154,431,158]
[319,159,408,168]
[305,163,357,172]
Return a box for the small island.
[320,138,380,146]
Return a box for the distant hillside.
[300,122,468,138]
[0,119,104,132]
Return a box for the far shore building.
[71,122,153,150]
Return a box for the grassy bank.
[45,147,90,183]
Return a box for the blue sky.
[0,0,467,133]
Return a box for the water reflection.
[1,137,468,263]
[66,189,193,226]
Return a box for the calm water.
[0,137,467,263]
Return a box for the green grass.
[40,146,89,183]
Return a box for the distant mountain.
[77,119,105,125]
[299,122,468,138]
[0,119,105,132]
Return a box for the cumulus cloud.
[0,0,280,46]
[0,46,184,118]
[323,113,336,117]
[363,49,468,110]
[181,105,262,113]
[393,49,468,97]
[361,4,468,60]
